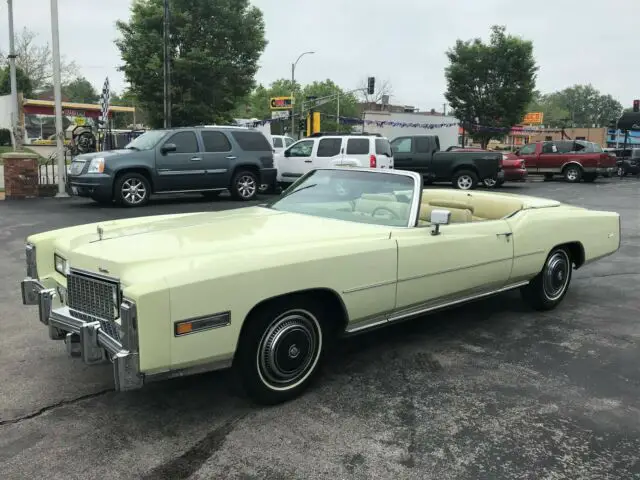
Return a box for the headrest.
[427,199,475,213]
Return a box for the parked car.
[447,148,527,187]
[515,140,615,182]
[20,168,621,404]
[605,147,640,177]
[275,133,394,189]
[67,126,276,206]
[271,135,295,156]
[390,135,504,190]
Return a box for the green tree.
[115,0,267,128]
[444,25,537,148]
[0,65,34,98]
[62,77,99,103]
[302,79,359,133]
[526,90,570,127]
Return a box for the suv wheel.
[115,172,150,207]
[453,170,478,190]
[563,165,582,183]
[231,170,258,201]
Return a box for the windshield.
[124,130,168,151]
[265,169,417,227]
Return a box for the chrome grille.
[67,269,121,340]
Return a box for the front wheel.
[618,166,626,177]
[520,247,573,311]
[235,297,329,405]
[453,170,478,190]
[230,170,259,201]
[114,172,151,207]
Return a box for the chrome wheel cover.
[617,167,625,177]
[457,175,473,189]
[256,309,322,391]
[542,251,571,301]
[121,178,147,204]
[565,168,579,181]
[483,178,497,187]
[236,175,257,198]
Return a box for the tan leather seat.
[421,189,523,221]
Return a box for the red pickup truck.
[515,140,615,183]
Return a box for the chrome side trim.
[158,169,207,176]
[344,280,530,334]
[155,188,226,194]
[342,279,397,294]
[144,357,233,384]
[208,169,228,174]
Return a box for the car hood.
[53,206,392,285]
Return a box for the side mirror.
[284,149,291,157]
[430,209,451,236]
[161,143,177,154]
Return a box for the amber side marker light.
[174,312,231,337]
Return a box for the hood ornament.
[97,225,104,241]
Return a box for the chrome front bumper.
[21,277,143,392]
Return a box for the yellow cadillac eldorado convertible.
[20,168,621,404]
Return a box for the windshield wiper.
[125,146,140,151]
[280,183,318,198]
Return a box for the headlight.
[54,254,69,276]
[87,157,105,173]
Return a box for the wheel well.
[113,168,154,193]
[562,162,583,172]
[556,241,586,269]
[452,165,479,177]
[231,164,260,181]
[235,288,349,363]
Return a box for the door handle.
[496,232,513,241]
[226,156,237,160]
[304,160,312,163]
[190,156,202,162]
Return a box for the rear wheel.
[618,166,626,177]
[230,170,259,201]
[563,165,582,183]
[520,247,573,311]
[235,296,331,405]
[453,170,478,190]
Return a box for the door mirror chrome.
[161,143,177,154]
[430,209,451,236]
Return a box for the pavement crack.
[141,411,250,480]
[0,388,113,426]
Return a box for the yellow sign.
[523,112,544,124]
[270,96,293,110]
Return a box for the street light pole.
[290,51,314,138]
[7,0,22,151]
[50,0,68,197]
[163,0,171,128]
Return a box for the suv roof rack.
[307,131,383,138]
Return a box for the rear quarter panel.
[506,205,621,283]
[163,235,398,370]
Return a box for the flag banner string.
[247,113,564,134]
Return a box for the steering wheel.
[371,206,400,219]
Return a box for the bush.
[0,128,11,146]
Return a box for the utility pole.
[50,0,68,196]
[163,0,171,128]
[7,0,22,151]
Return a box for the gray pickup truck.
[390,134,503,190]
[67,126,276,207]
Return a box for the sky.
[1,0,639,112]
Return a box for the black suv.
[67,126,276,207]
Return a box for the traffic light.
[634,99,639,112]
[367,76,375,95]
[298,117,306,134]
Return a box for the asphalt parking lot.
[1,178,639,480]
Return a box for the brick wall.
[1,153,39,199]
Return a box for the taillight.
[369,154,377,168]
